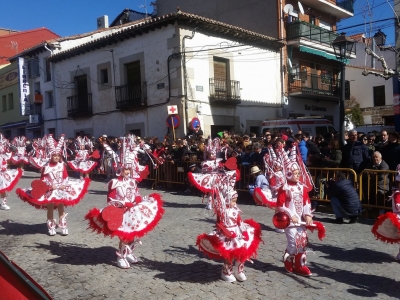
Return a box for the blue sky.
[0,0,396,46]
[338,0,396,46]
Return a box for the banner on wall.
[18,57,31,116]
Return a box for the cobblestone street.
[1,171,399,300]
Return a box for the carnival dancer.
[121,134,151,181]
[67,136,98,179]
[10,136,30,172]
[85,139,164,269]
[28,136,49,170]
[0,134,22,210]
[371,164,400,260]
[99,135,118,181]
[192,156,261,282]
[16,134,91,235]
[274,143,325,277]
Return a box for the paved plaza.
[1,171,399,300]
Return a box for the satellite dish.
[298,1,305,15]
[283,4,294,14]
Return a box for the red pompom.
[125,202,134,208]
[272,211,291,229]
[101,206,124,231]
[224,157,237,170]
[91,150,100,159]
[140,168,150,180]
[30,180,49,199]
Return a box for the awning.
[299,45,348,63]
[26,125,43,131]
[1,121,27,129]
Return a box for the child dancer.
[16,134,91,235]
[85,139,164,269]
[0,134,22,210]
[195,177,261,282]
[371,164,400,260]
[67,136,98,179]
[275,143,325,276]
[10,136,30,172]
[28,136,48,170]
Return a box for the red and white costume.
[16,134,90,236]
[372,170,400,259]
[85,137,164,269]
[29,137,49,169]
[275,144,324,277]
[120,135,149,181]
[189,141,261,282]
[0,134,22,210]
[10,136,29,165]
[16,159,90,209]
[67,136,97,174]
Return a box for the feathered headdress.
[12,136,27,147]
[204,137,221,160]
[75,136,93,151]
[0,133,9,154]
[46,134,66,157]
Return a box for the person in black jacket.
[325,171,362,224]
[340,129,370,174]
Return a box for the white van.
[261,118,337,138]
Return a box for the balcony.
[288,72,339,98]
[287,21,340,46]
[115,82,147,110]
[67,93,93,118]
[209,78,241,105]
[297,0,353,19]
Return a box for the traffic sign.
[167,105,178,115]
[166,115,180,129]
[189,117,201,130]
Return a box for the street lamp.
[332,33,356,147]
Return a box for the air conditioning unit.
[29,114,39,124]
[97,15,109,29]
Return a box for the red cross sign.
[167,105,178,115]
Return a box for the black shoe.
[348,216,358,224]
[334,218,344,224]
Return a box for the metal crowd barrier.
[358,169,397,217]
[307,167,358,202]
[14,158,400,214]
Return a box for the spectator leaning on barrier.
[364,151,389,209]
[341,129,370,174]
[381,132,400,171]
[325,171,362,224]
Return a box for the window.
[45,91,54,108]
[316,126,328,136]
[100,69,109,84]
[45,58,51,82]
[8,93,14,110]
[309,16,316,25]
[48,128,55,135]
[2,95,6,111]
[320,69,333,85]
[288,10,298,23]
[373,85,385,106]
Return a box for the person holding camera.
[325,171,362,224]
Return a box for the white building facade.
[16,12,284,139]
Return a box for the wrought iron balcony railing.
[209,78,241,104]
[115,82,147,110]
[286,21,340,46]
[288,72,339,97]
[67,93,93,118]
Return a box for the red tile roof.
[0,28,60,65]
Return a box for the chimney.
[97,15,109,29]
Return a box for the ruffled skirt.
[10,155,29,165]
[371,212,400,244]
[253,187,277,208]
[15,178,91,209]
[196,219,262,263]
[67,160,97,173]
[0,168,22,193]
[85,193,164,243]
